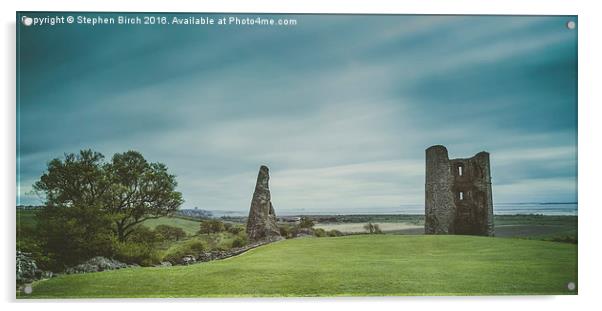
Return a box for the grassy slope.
[142,217,201,235]
[24,235,577,298]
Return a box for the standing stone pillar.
[246,165,281,241]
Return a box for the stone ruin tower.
[425,145,494,236]
[246,165,282,241]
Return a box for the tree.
[128,226,161,244]
[104,151,184,241]
[299,217,315,229]
[227,225,244,235]
[363,222,383,234]
[34,202,115,269]
[33,149,184,243]
[154,224,187,241]
[198,220,225,234]
[32,150,115,269]
[373,224,383,234]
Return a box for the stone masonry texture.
[425,145,494,236]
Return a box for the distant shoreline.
[17,202,579,217]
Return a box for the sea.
[211,202,578,217]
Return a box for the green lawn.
[22,235,577,298]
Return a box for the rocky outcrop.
[17,251,40,284]
[64,256,128,274]
[246,165,282,241]
[179,255,196,265]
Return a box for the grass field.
[142,217,201,235]
[313,214,577,241]
[22,235,577,298]
[315,222,422,233]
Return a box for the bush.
[128,226,161,244]
[231,236,249,248]
[113,241,161,267]
[279,225,293,238]
[17,237,53,271]
[35,204,116,270]
[290,226,313,237]
[198,220,226,234]
[154,224,187,241]
[227,225,244,235]
[299,217,315,229]
[162,240,205,264]
[313,228,327,237]
[327,229,343,237]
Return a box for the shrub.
[313,228,327,237]
[34,204,116,270]
[198,220,226,234]
[231,236,249,248]
[327,229,343,237]
[227,225,244,235]
[113,241,161,267]
[154,224,187,241]
[279,225,293,238]
[128,226,161,244]
[162,240,205,264]
[299,217,315,229]
[290,226,313,237]
[17,237,53,271]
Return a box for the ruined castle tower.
[425,145,494,236]
[246,165,282,241]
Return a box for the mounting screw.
[21,16,33,27]
[567,282,576,291]
[566,21,576,30]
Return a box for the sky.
[17,13,578,213]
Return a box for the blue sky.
[17,14,577,212]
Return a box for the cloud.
[17,14,577,211]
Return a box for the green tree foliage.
[113,240,161,267]
[154,224,187,241]
[231,236,248,248]
[299,217,315,229]
[32,149,183,269]
[313,228,327,237]
[279,225,292,238]
[128,226,161,245]
[162,240,205,264]
[34,203,115,269]
[198,220,226,234]
[327,229,343,237]
[33,149,184,243]
[104,151,184,241]
[226,225,244,235]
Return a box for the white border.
[2,1,600,310]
